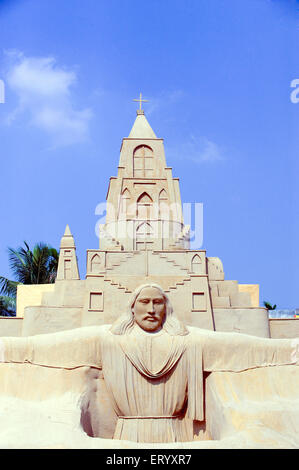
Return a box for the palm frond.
[8,243,33,284]
[6,241,59,285]
[0,277,19,297]
[2,242,59,300]
[0,295,16,316]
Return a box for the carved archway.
[91,254,102,273]
[133,145,154,177]
[137,192,153,219]
[135,221,154,251]
[158,189,169,219]
[119,188,131,218]
[191,254,202,273]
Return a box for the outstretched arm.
[189,327,299,372]
[0,325,111,370]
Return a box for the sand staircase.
[102,250,193,294]
[163,277,191,293]
[151,251,191,276]
[168,225,190,250]
[103,251,144,293]
[99,226,123,251]
[105,252,135,272]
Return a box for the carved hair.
[110,283,189,336]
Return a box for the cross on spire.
[133,93,149,111]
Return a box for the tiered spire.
[56,225,80,280]
[99,102,189,251]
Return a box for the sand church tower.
[9,99,271,338]
[99,107,189,252]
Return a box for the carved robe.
[101,325,202,442]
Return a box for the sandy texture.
[0,325,298,448]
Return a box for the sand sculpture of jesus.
[0,283,298,443]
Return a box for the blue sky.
[0,0,298,308]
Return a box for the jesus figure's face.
[133,287,166,332]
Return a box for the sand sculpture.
[0,284,298,448]
[1,106,298,448]
[7,107,293,339]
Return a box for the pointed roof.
[64,224,72,236]
[60,224,76,248]
[128,110,157,139]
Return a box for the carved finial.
[133,93,149,113]
[60,224,75,248]
[64,224,72,236]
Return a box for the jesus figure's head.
[132,285,166,332]
[110,283,189,336]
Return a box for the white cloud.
[167,134,224,165]
[189,135,224,163]
[5,51,92,147]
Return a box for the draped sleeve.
[188,327,299,373]
[185,334,204,422]
[0,325,110,370]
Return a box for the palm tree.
[0,241,59,316]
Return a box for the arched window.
[135,222,154,251]
[133,145,154,177]
[91,254,102,273]
[158,189,169,218]
[191,254,202,273]
[119,188,131,217]
[137,192,153,219]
